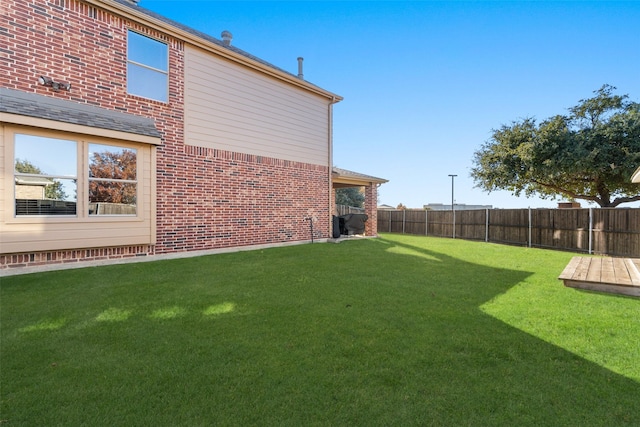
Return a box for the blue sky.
[142,0,640,208]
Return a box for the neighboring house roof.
[333,167,388,188]
[99,0,342,102]
[15,176,54,186]
[633,167,640,183]
[0,88,161,140]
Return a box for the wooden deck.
[559,256,640,297]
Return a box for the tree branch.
[610,194,640,207]
[531,179,603,206]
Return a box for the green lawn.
[1,234,639,426]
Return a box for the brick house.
[0,0,384,270]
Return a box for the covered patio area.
[332,167,388,237]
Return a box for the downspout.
[328,96,336,238]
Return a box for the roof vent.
[221,31,233,46]
[297,57,304,79]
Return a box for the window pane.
[88,182,137,215]
[15,134,76,177]
[89,144,137,180]
[88,143,137,216]
[127,30,168,102]
[127,63,168,102]
[128,31,168,71]
[15,179,77,215]
[14,135,77,216]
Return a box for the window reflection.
[88,144,137,215]
[14,135,77,216]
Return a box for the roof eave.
[332,173,388,188]
[332,167,388,186]
[333,177,388,186]
[88,0,343,103]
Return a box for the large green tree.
[335,187,365,208]
[471,85,640,207]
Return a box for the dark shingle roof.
[0,88,161,138]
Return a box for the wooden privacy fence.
[377,208,640,257]
[336,204,365,216]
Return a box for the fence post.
[452,209,456,239]
[389,212,392,233]
[528,207,532,248]
[402,210,406,234]
[425,210,428,236]
[588,207,593,254]
[485,208,489,242]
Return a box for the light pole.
[448,174,457,238]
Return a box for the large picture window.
[3,124,156,254]
[127,30,168,102]
[13,134,138,217]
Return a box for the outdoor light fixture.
[38,76,53,86]
[38,75,71,92]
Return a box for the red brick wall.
[365,184,379,236]
[1,0,331,268]
[158,146,329,253]
[0,245,154,269]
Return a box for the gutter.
[328,96,336,230]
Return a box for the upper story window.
[127,30,168,102]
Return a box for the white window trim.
[4,126,147,225]
[127,30,169,103]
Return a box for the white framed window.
[127,30,168,102]
[12,132,140,218]
[3,125,156,254]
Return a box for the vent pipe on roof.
[297,57,304,79]
[221,31,233,46]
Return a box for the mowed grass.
[1,234,639,426]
